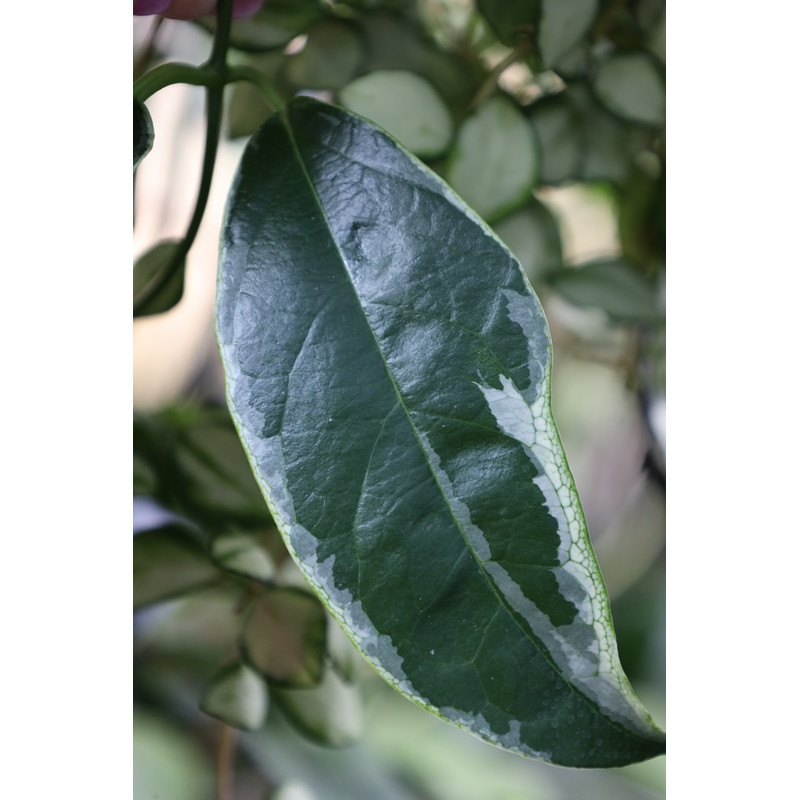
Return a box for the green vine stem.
[133,61,217,103]
[134,0,236,311]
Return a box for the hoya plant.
[133,0,665,796]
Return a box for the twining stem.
[216,723,236,800]
[133,61,218,103]
[134,0,236,309]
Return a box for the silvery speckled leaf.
[216,97,665,767]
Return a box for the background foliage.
[134,0,665,796]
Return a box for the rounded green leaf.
[476,0,538,46]
[134,99,153,171]
[225,51,285,140]
[492,199,563,284]
[593,51,666,127]
[538,0,598,68]
[217,97,665,767]
[272,662,363,748]
[285,20,364,91]
[357,13,481,113]
[446,95,539,222]
[133,240,185,318]
[241,586,327,688]
[547,259,663,323]
[201,662,269,731]
[133,524,220,610]
[527,94,582,185]
[211,531,276,582]
[340,70,453,158]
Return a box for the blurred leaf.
[273,661,363,748]
[134,405,274,532]
[357,12,481,113]
[134,99,153,171]
[538,0,598,67]
[340,70,452,158]
[241,586,327,688]
[133,523,219,610]
[225,51,286,140]
[476,0,538,46]
[169,405,274,529]
[133,240,185,318]
[552,42,590,79]
[547,258,662,323]
[572,83,652,185]
[593,51,665,127]
[446,94,539,221]
[201,662,269,731]
[217,97,665,766]
[134,709,213,800]
[269,782,320,800]
[528,83,652,186]
[135,586,242,660]
[492,198,563,284]
[619,155,665,268]
[133,450,158,497]
[527,93,582,185]
[211,530,276,582]
[198,0,327,52]
[285,20,364,90]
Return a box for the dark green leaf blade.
[133,523,220,610]
[201,662,269,731]
[241,587,327,689]
[216,97,665,767]
[134,99,154,171]
[133,240,185,318]
[547,259,663,324]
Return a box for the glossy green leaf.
[492,199,563,285]
[446,95,539,222]
[216,97,665,766]
[285,20,364,91]
[241,586,327,688]
[272,660,363,748]
[133,523,219,609]
[134,99,153,171]
[197,0,326,53]
[547,259,663,323]
[133,240,185,318]
[201,662,269,731]
[593,51,665,127]
[340,70,452,158]
[538,0,598,67]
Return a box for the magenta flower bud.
[133,0,171,15]
[232,0,264,18]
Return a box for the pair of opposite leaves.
[216,96,665,768]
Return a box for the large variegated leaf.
[216,97,665,767]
